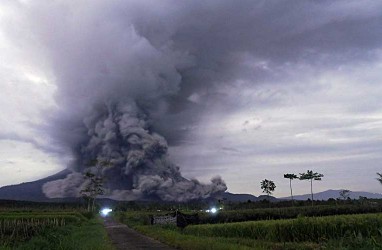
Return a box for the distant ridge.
[220,192,277,202]
[281,189,382,201]
[220,192,258,202]
[0,169,70,202]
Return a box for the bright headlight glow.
[101,208,112,216]
[210,207,217,214]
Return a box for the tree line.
[262,172,382,206]
[261,170,323,206]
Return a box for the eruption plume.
[23,0,373,201]
[34,1,233,201]
[1,0,381,200]
[43,101,226,201]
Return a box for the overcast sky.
[1,0,382,197]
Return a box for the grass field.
[184,213,382,242]
[0,210,114,250]
[116,206,382,249]
[197,204,382,224]
[2,202,382,249]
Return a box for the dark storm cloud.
[12,0,380,200]
[139,0,382,139]
[0,132,55,154]
[26,0,382,142]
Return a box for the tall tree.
[80,159,113,212]
[260,179,276,201]
[299,170,324,206]
[284,173,298,203]
[377,173,382,185]
[80,171,104,212]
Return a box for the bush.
[80,211,95,220]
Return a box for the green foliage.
[0,210,113,250]
[284,174,298,180]
[14,219,113,250]
[134,225,319,250]
[377,172,382,185]
[0,213,82,247]
[299,170,324,205]
[81,159,114,212]
[0,211,87,219]
[116,208,382,249]
[136,225,253,250]
[184,213,382,243]
[80,211,96,220]
[0,200,85,212]
[323,231,382,249]
[197,204,382,224]
[299,170,324,181]
[116,204,382,226]
[114,210,170,227]
[260,179,276,197]
[81,172,105,212]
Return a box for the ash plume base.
[42,101,227,202]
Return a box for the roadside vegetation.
[115,201,382,250]
[197,204,382,224]
[0,208,113,250]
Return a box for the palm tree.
[377,173,382,185]
[284,173,298,203]
[299,170,324,206]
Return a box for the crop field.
[185,213,382,242]
[197,204,382,224]
[2,201,382,249]
[0,210,113,250]
[116,205,382,249]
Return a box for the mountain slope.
[281,189,382,200]
[0,169,70,202]
[220,192,278,202]
[220,192,259,202]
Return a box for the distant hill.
[220,192,258,202]
[0,169,70,202]
[220,192,277,202]
[281,189,382,200]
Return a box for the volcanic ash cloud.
[26,1,233,201]
[43,101,227,201]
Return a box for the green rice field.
[117,206,382,249]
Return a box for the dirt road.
[103,217,176,250]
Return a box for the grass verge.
[134,225,319,250]
[1,218,114,250]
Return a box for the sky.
[0,0,382,198]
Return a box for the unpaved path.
[103,216,176,250]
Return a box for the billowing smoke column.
[43,101,226,201]
[4,0,380,201]
[30,0,375,201]
[34,1,233,201]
